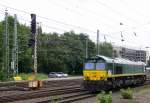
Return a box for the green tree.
[147,59,150,67]
[0,22,3,68]
[17,24,32,73]
[1,16,116,77]
[99,42,113,57]
[37,31,96,74]
[0,16,32,77]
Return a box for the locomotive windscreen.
[84,63,94,70]
[96,63,105,70]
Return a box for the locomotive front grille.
[83,70,107,80]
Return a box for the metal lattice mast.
[34,22,38,74]
[4,10,9,78]
[97,29,99,55]
[85,36,88,59]
[11,14,18,76]
[30,14,37,74]
[16,15,18,76]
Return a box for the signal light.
[31,14,36,34]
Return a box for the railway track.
[0,78,82,93]
[0,76,150,103]
[36,76,150,103]
[0,78,83,103]
[143,76,150,85]
[37,91,95,103]
[0,81,28,88]
[0,85,81,103]
[0,78,82,89]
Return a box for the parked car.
[57,72,68,77]
[48,72,62,78]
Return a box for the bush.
[120,88,133,99]
[0,70,7,81]
[97,91,112,103]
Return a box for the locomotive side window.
[115,65,123,74]
[107,63,113,74]
[84,63,95,70]
[96,63,105,70]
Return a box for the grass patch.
[120,88,133,99]
[18,73,48,80]
[97,91,112,103]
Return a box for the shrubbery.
[120,88,133,99]
[0,70,7,81]
[97,91,112,103]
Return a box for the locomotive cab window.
[96,63,105,70]
[115,65,123,74]
[84,63,95,70]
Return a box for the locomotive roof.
[96,55,145,65]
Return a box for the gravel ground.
[0,76,82,97]
[72,91,120,103]
[1,82,150,103]
[0,90,24,96]
[6,85,150,103]
[5,85,150,103]
[73,85,150,103]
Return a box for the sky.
[0,0,150,51]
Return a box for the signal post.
[28,14,42,89]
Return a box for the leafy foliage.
[0,70,7,81]
[97,91,112,103]
[147,59,150,67]
[0,15,113,79]
[99,42,113,57]
[37,31,96,74]
[0,16,32,77]
[120,88,133,99]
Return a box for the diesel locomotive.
[83,55,146,92]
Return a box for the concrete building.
[113,46,146,62]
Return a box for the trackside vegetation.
[0,16,113,80]
[18,73,48,80]
[120,88,133,99]
[97,91,112,103]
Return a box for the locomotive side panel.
[82,55,146,92]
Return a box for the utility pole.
[140,47,142,62]
[104,35,106,43]
[120,22,124,47]
[85,36,88,59]
[3,10,10,78]
[2,10,10,78]
[11,14,18,76]
[97,29,99,55]
[33,22,38,74]
[121,31,124,46]
[30,14,37,74]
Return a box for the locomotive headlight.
[84,76,90,80]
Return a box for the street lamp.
[111,42,115,58]
[120,22,124,47]
[85,35,88,59]
[145,47,150,65]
